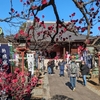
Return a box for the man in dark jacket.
[50,60,55,74]
[80,61,89,86]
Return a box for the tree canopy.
[0,0,100,45]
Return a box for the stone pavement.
[31,72,51,100]
[47,70,100,100]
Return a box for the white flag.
[27,53,34,76]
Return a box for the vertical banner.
[27,53,34,76]
[0,44,10,73]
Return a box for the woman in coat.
[80,61,89,86]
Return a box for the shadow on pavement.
[31,98,46,100]
[50,95,74,100]
[65,82,72,90]
[77,79,83,85]
[88,80,98,85]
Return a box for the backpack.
[70,63,77,74]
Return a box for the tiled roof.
[0,37,8,43]
[25,21,95,42]
[92,36,100,45]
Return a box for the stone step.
[31,88,44,99]
[31,95,43,99]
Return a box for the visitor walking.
[67,59,79,91]
[47,61,52,74]
[58,60,66,77]
[50,60,55,74]
[55,60,58,70]
[80,60,90,86]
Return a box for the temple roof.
[25,21,95,42]
[0,37,8,43]
[92,36,100,45]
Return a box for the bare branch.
[30,0,52,12]
[73,0,90,25]
[84,0,96,5]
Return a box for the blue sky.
[0,0,99,36]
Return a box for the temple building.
[6,21,97,59]
[24,21,95,59]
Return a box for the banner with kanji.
[0,44,11,73]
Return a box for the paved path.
[48,70,100,100]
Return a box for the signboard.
[0,44,10,73]
[27,53,34,76]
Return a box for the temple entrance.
[44,50,56,59]
[50,51,56,59]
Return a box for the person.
[50,60,55,74]
[80,60,90,86]
[55,60,58,70]
[58,60,66,77]
[47,61,52,74]
[67,59,79,91]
